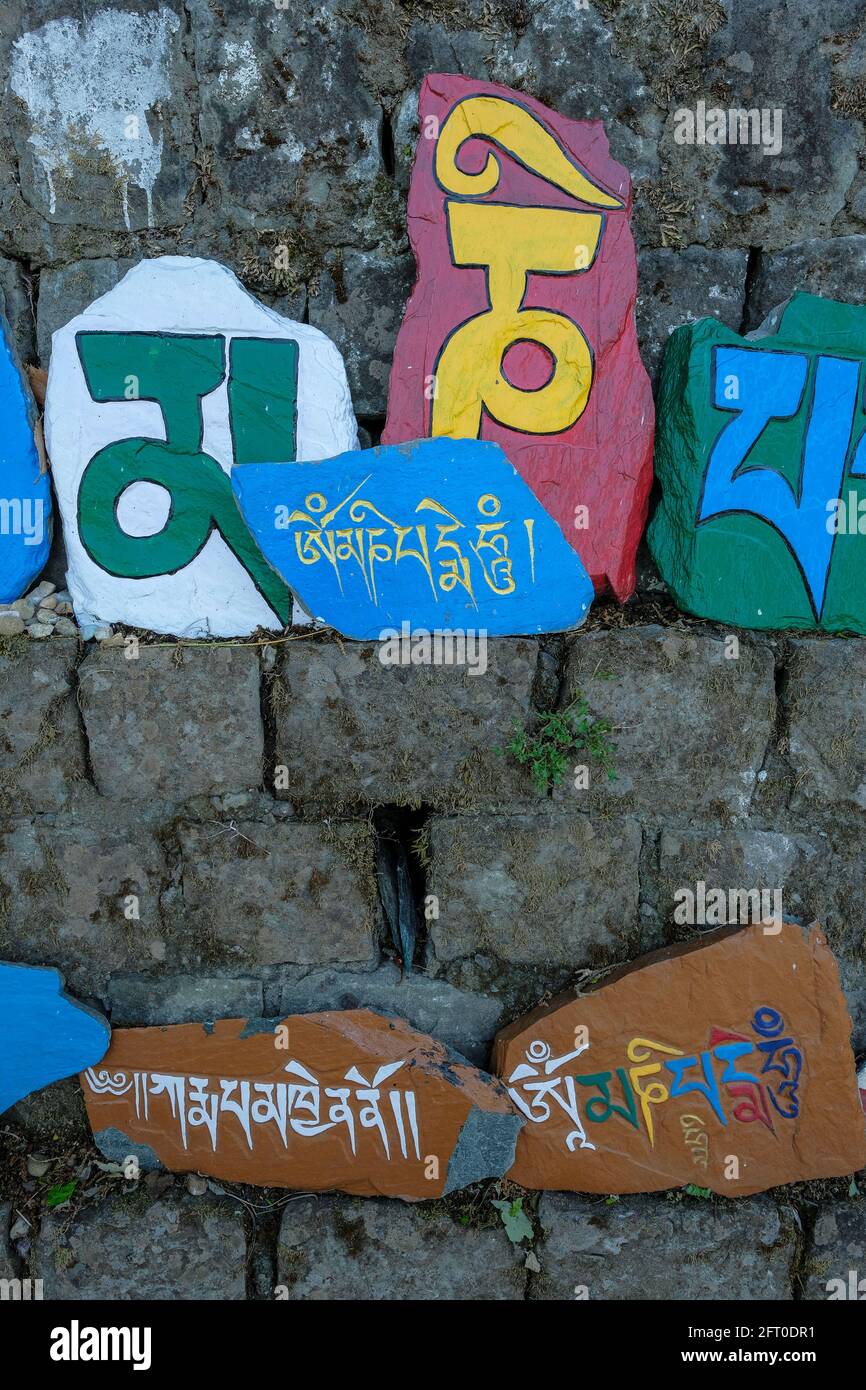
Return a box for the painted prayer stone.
[383,73,654,601]
[0,963,110,1114]
[0,312,52,603]
[493,922,866,1196]
[649,293,866,632]
[231,436,594,638]
[81,1009,522,1200]
[44,256,358,638]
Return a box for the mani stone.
[492,921,866,1196]
[232,436,595,638]
[648,292,866,633]
[44,255,358,638]
[382,73,654,603]
[82,1009,522,1201]
[0,963,109,1114]
[0,309,52,603]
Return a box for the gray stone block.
[308,251,414,415]
[655,826,815,927]
[189,0,395,250]
[745,237,866,332]
[273,637,544,813]
[637,247,748,382]
[177,818,379,968]
[269,962,504,1067]
[656,3,863,250]
[489,0,661,185]
[78,645,263,802]
[560,626,775,820]
[0,638,86,814]
[533,1193,797,1300]
[782,639,866,821]
[428,811,641,967]
[277,1194,525,1300]
[653,822,866,1050]
[37,258,136,365]
[803,1202,866,1300]
[108,973,264,1027]
[35,1193,246,1300]
[0,809,169,996]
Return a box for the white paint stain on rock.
[10,6,179,229]
[216,39,261,105]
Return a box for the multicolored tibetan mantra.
[493,922,866,1195]
[81,1009,522,1200]
[44,256,358,638]
[231,437,594,637]
[0,963,109,1114]
[649,293,866,632]
[383,73,654,601]
[0,312,51,603]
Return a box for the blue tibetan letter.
[699,346,859,617]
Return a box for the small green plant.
[504,695,617,794]
[683,1184,712,1200]
[45,1180,77,1208]
[492,1197,533,1245]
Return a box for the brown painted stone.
[82,1010,522,1201]
[493,922,866,1196]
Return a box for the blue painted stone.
[231,437,594,638]
[0,963,110,1114]
[0,314,51,603]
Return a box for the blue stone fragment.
[0,963,110,1114]
[0,314,51,603]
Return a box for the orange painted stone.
[81,1009,522,1200]
[493,922,866,1195]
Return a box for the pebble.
[27,580,56,603]
[53,616,78,636]
[27,1154,51,1178]
[4,599,35,620]
[54,601,73,616]
[27,622,53,639]
[36,608,58,626]
[0,614,25,636]
[100,631,126,647]
[186,1174,208,1197]
[92,625,114,642]
[39,592,58,610]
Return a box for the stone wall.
[1,0,866,1299]
[2,622,865,1296]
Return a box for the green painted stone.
[648,292,866,632]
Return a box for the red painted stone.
[383,73,654,601]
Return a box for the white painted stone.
[45,256,358,639]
